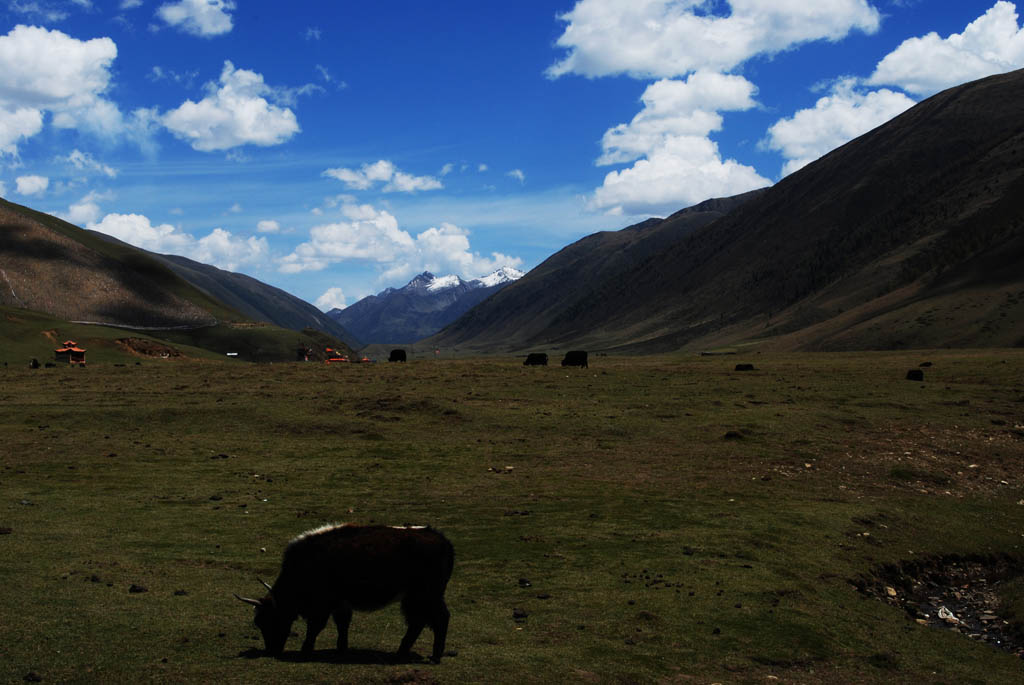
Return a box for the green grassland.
[1,350,1023,683]
[0,305,353,365]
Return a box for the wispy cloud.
[62,149,118,177]
[323,160,443,193]
[156,0,235,38]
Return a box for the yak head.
[235,581,295,656]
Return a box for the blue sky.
[2,1,1023,311]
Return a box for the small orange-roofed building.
[324,347,349,364]
[55,340,86,365]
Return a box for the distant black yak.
[388,349,407,363]
[236,524,453,663]
[560,350,588,368]
[523,353,548,366]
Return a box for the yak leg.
[302,612,329,654]
[398,597,428,659]
[428,600,450,664]
[332,604,353,652]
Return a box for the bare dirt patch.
[854,555,1024,658]
[115,337,182,359]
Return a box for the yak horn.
[234,593,262,606]
[259,578,273,593]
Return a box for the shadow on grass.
[237,647,431,665]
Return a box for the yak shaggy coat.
[239,524,454,662]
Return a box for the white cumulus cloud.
[63,194,103,225]
[765,79,916,176]
[88,213,193,253]
[279,202,522,282]
[0,25,121,154]
[592,135,770,216]
[598,72,758,165]
[15,175,48,196]
[54,190,113,226]
[157,0,235,38]
[314,287,346,312]
[867,1,1024,96]
[590,71,770,215]
[279,204,412,273]
[162,61,300,151]
[322,160,443,193]
[88,212,268,271]
[0,106,43,156]
[256,220,280,233]
[191,228,268,271]
[382,222,521,283]
[547,0,881,79]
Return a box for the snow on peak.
[426,274,463,291]
[476,266,525,287]
[399,267,521,294]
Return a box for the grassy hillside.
[0,306,354,365]
[432,70,1024,354]
[1,197,357,362]
[145,252,362,350]
[430,193,758,352]
[1,351,1023,682]
[1,198,241,326]
[0,306,221,364]
[157,322,355,363]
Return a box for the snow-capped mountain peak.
[404,268,523,293]
[328,266,525,344]
[475,266,525,288]
[426,274,463,292]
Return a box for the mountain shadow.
[430,69,1024,353]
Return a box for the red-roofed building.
[54,340,86,365]
[324,347,349,364]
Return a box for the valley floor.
[1,350,1023,683]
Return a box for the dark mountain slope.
[430,191,763,349]
[144,252,361,349]
[0,198,358,361]
[432,69,1024,352]
[0,198,228,328]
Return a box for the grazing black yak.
[560,350,588,368]
[236,524,454,662]
[388,349,407,362]
[523,353,548,366]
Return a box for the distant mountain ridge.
[328,267,523,344]
[431,69,1024,353]
[8,68,1023,358]
[0,197,359,359]
[426,192,762,350]
[142,251,362,350]
[76,229,361,349]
